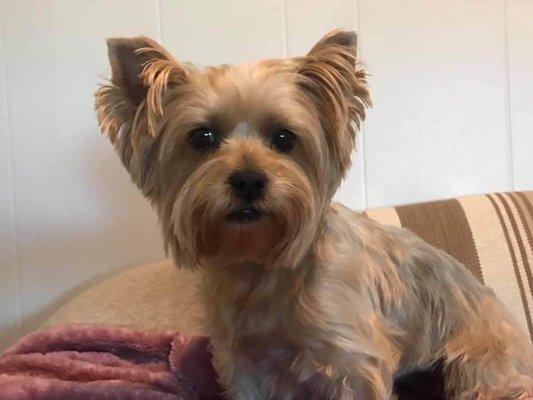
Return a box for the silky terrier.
[95,30,533,399]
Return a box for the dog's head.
[95,30,370,269]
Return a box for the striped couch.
[365,191,533,341]
[44,191,533,342]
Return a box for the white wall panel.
[1,0,165,336]
[0,2,22,350]
[507,0,533,190]
[359,0,512,208]
[0,0,532,351]
[285,0,358,56]
[159,0,285,65]
[285,0,366,210]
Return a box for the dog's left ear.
[298,29,370,182]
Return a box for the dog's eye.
[271,129,296,153]
[189,127,219,154]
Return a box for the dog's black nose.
[228,170,267,202]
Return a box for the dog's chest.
[233,333,339,400]
[202,268,345,397]
[231,302,298,360]
[228,303,347,397]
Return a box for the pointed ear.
[96,36,188,142]
[307,29,358,56]
[106,36,177,106]
[298,29,371,186]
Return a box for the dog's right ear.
[96,36,188,142]
[107,37,158,107]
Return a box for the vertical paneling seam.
[281,0,288,57]
[0,0,23,333]
[503,0,515,190]
[356,0,368,209]
[155,0,162,44]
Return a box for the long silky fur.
[95,30,533,400]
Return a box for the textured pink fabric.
[4,326,524,399]
[0,326,223,400]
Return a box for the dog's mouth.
[226,207,263,223]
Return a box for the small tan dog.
[95,30,533,400]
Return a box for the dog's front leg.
[288,348,396,400]
[230,371,268,400]
[211,345,268,400]
[339,366,394,400]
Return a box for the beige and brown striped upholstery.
[366,191,533,341]
[45,191,533,342]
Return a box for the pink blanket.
[2,325,506,399]
[0,326,223,400]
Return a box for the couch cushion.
[42,260,203,334]
[366,191,533,340]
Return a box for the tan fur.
[95,30,533,399]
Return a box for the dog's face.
[96,30,369,269]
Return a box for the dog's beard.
[170,140,320,269]
[198,216,282,267]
